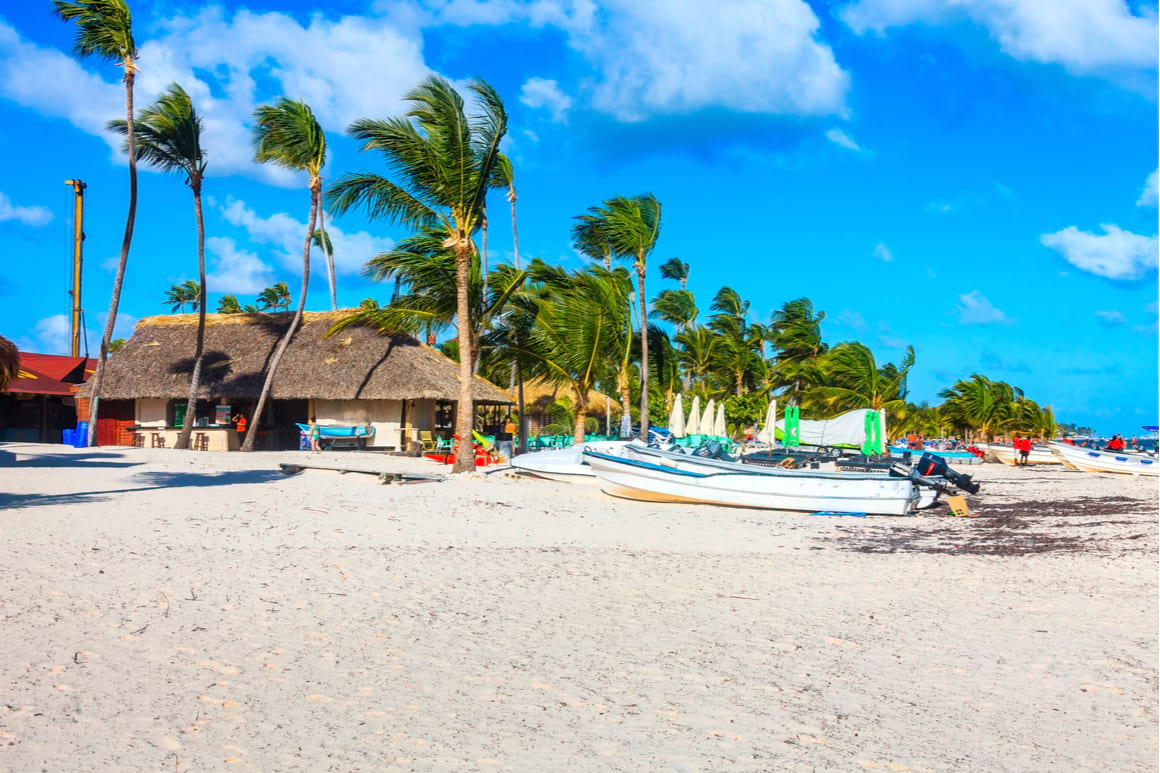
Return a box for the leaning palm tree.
[112,82,207,449]
[0,335,18,392]
[658,257,690,288]
[939,374,1018,441]
[327,76,507,472]
[573,194,662,440]
[54,0,138,446]
[808,342,915,421]
[163,280,200,313]
[242,98,327,452]
[311,227,337,310]
[217,295,243,314]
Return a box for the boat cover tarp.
[776,408,886,453]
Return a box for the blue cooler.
[74,422,89,448]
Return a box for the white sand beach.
[1,443,1156,771]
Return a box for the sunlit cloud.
[520,77,572,122]
[1041,224,1159,280]
[955,290,1012,325]
[0,191,52,226]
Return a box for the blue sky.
[1,0,1156,434]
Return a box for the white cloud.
[873,242,893,262]
[1137,169,1158,207]
[219,198,394,276]
[0,191,52,226]
[566,0,849,120]
[841,0,1158,75]
[205,236,274,295]
[825,128,861,151]
[1041,224,1159,280]
[1095,310,1126,324]
[0,10,431,183]
[520,77,573,122]
[836,309,867,329]
[955,290,1012,325]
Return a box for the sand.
[0,443,1156,772]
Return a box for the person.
[1107,434,1125,452]
[1015,434,1031,466]
[232,412,247,439]
[496,414,516,462]
[309,416,322,452]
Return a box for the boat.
[888,445,984,466]
[623,443,949,509]
[1048,442,1159,476]
[509,440,632,484]
[583,448,921,515]
[976,442,1061,465]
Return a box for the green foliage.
[217,295,242,314]
[107,337,126,353]
[723,392,767,432]
[164,280,200,312]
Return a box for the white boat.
[1048,442,1159,476]
[509,441,631,484]
[976,443,1061,466]
[583,448,921,515]
[888,445,984,465]
[624,443,944,509]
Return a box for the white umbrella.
[701,399,716,437]
[668,394,686,438]
[686,395,702,435]
[713,402,727,438]
[757,400,777,445]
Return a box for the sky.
[0,0,1157,435]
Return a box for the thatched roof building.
[0,335,17,392]
[81,312,511,403]
[520,379,622,416]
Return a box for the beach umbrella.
[757,400,777,445]
[668,394,686,438]
[701,398,716,437]
[713,402,727,438]
[686,395,702,435]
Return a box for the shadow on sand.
[0,448,145,469]
[0,468,287,509]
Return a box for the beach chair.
[419,430,438,452]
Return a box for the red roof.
[19,353,92,383]
[7,365,76,396]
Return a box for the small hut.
[519,379,623,438]
[79,312,512,450]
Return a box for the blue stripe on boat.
[583,449,710,478]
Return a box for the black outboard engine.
[917,452,980,495]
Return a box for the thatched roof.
[0,335,17,392]
[520,379,622,416]
[80,312,512,403]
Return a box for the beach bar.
[77,312,512,450]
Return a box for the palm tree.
[242,98,327,452]
[217,295,243,314]
[939,374,1018,440]
[573,194,662,440]
[707,287,765,396]
[112,82,207,448]
[359,298,380,310]
[650,289,698,333]
[311,227,337,310]
[163,280,200,312]
[53,0,138,447]
[326,76,507,472]
[658,257,689,288]
[768,297,828,406]
[809,342,915,419]
[257,282,292,311]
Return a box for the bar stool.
[151,433,166,448]
[192,432,209,451]
[132,432,145,448]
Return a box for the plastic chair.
[419,430,438,452]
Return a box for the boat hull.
[585,450,919,515]
[977,443,1061,465]
[626,444,941,509]
[510,441,631,484]
[1048,443,1159,476]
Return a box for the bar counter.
[129,425,241,451]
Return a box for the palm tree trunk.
[242,180,317,451]
[320,208,336,311]
[176,181,207,450]
[571,391,589,446]
[509,185,526,452]
[86,72,138,448]
[475,215,488,377]
[453,236,475,473]
[636,265,649,441]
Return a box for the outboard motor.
[917,452,980,495]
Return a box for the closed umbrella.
[757,400,777,445]
[701,399,715,437]
[686,395,702,435]
[713,402,727,438]
[668,394,686,438]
